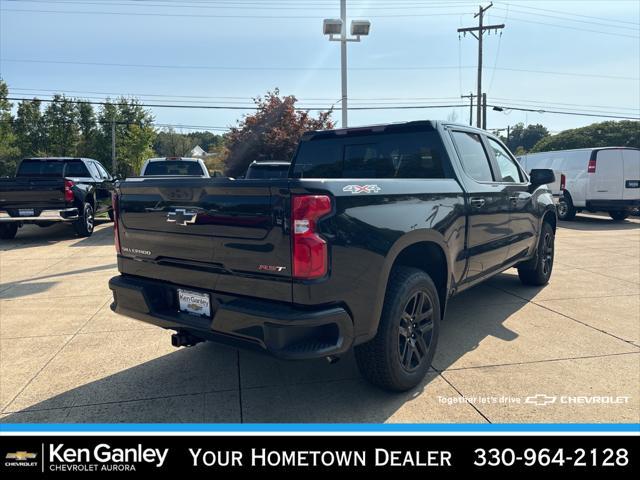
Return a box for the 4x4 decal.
[342,184,381,194]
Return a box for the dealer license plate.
[178,289,211,317]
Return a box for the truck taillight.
[560,174,566,191]
[587,158,597,173]
[112,193,121,254]
[64,179,75,203]
[291,195,332,279]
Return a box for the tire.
[108,208,115,222]
[355,266,440,392]
[609,211,629,221]
[518,222,555,286]
[556,194,576,221]
[73,202,95,237]
[0,223,18,240]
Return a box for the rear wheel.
[73,202,94,237]
[0,223,18,240]
[609,211,629,221]
[355,266,440,392]
[518,221,554,286]
[556,195,576,221]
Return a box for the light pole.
[323,0,370,128]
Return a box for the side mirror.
[529,168,555,187]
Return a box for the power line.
[3,59,637,81]
[498,1,640,27]
[6,97,639,120]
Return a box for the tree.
[503,123,549,153]
[76,102,97,158]
[0,80,19,176]
[14,98,45,158]
[42,95,80,156]
[154,128,194,157]
[223,89,334,176]
[531,120,640,152]
[95,98,156,176]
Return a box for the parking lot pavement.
[1,214,638,424]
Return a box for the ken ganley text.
[190,448,452,468]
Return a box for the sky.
[0,0,638,136]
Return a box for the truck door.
[590,149,624,201]
[485,136,537,263]
[449,130,512,284]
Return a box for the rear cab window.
[245,164,290,179]
[291,129,450,179]
[144,161,205,176]
[17,159,90,178]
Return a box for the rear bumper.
[585,199,640,211]
[109,274,354,360]
[0,208,79,222]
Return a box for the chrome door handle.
[470,198,485,208]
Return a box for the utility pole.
[457,3,504,128]
[339,0,348,128]
[461,93,475,126]
[482,93,487,129]
[111,120,116,173]
[323,1,371,128]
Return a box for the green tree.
[224,89,333,176]
[96,98,156,176]
[76,102,97,158]
[154,128,194,157]
[503,123,549,153]
[0,80,19,176]
[14,98,45,158]
[531,120,640,152]
[42,95,80,156]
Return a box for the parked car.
[519,147,640,221]
[109,121,557,391]
[140,157,210,177]
[244,161,290,179]
[0,157,115,239]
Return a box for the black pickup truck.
[109,121,556,391]
[0,157,115,239]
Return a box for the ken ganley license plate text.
[178,289,211,317]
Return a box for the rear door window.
[64,161,91,177]
[291,131,448,179]
[450,131,494,182]
[487,137,523,183]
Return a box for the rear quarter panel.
[291,178,465,342]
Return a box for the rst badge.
[343,184,381,194]
[167,208,198,226]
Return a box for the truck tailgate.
[117,178,292,301]
[0,178,66,210]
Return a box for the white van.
[519,147,640,221]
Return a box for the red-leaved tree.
[224,89,334,177]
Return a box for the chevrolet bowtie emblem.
[6,451,37,461]
[167,209,198,226]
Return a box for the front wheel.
[556,195,576,221]
[73,202,95,237]
[518,222,554,286]
[0,223,18,240]
[355,266,440,392]
[609,211,629,221]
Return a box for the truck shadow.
[0,220,114,252]
[0,280,532,424]
[559,214,639,231]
